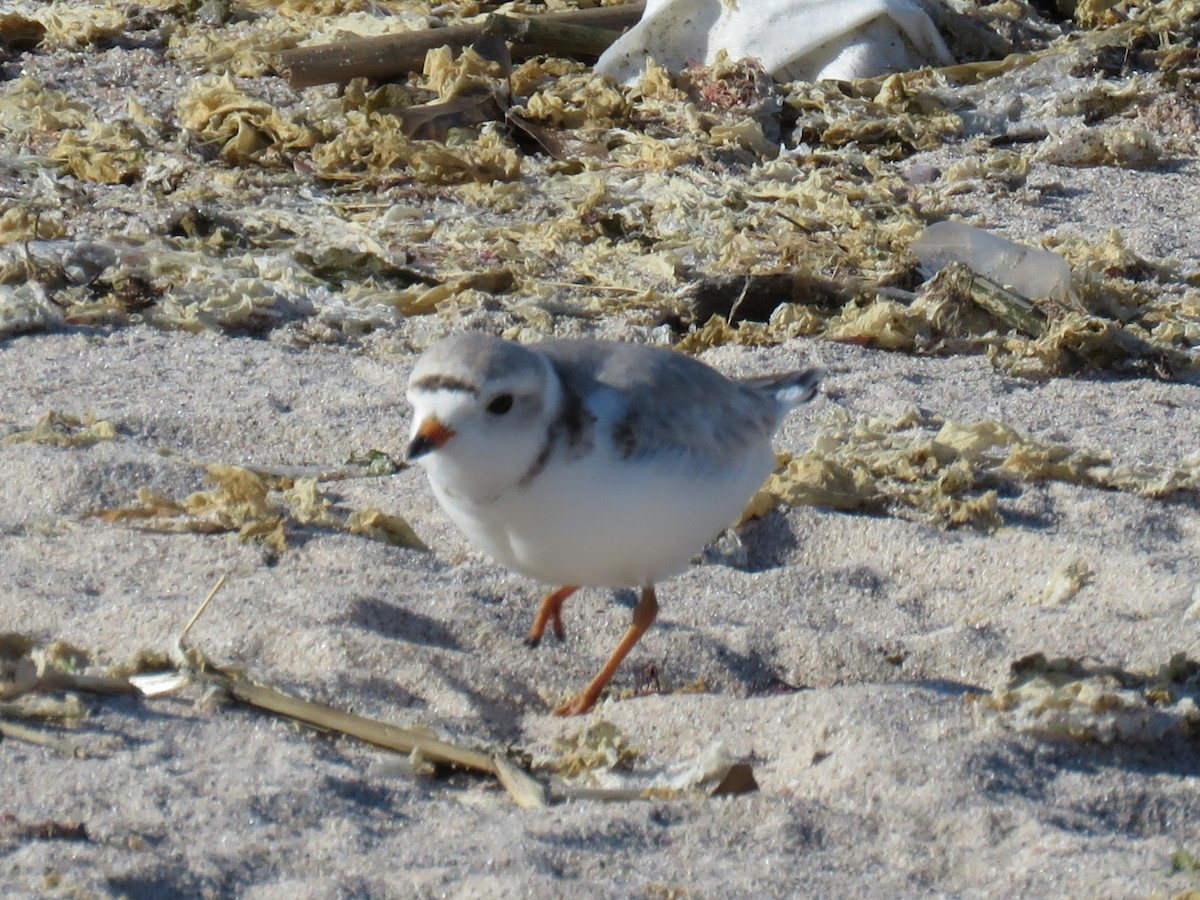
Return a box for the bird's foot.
[553,690,598,716]
[525,585,577,648]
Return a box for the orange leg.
[555,586,658,716]
[525,585,578,647]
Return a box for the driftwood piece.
[217,674,500,775]
[276,3,646,88]
[680,271,851,324]
[481,12,626,59]
[965,270,1047,338]
[931,262,1047,337]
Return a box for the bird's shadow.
[340,596,463,651]
[424,655,547,741]
[701,509,801,573]
[970,733,1200,835]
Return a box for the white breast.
[430,438,776,588]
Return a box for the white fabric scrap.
[595,0,954,84]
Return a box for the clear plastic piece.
[911,221,1072,301]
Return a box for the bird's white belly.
[432,446,775,588]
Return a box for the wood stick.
[492,754,549,808]
[0,719,89,756]
[276,3,646,88]
[965,270,1047,338]
[218,674,499,775]
[481,13,624,59]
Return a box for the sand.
[3,326,1199,897]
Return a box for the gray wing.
[540,340,794,469]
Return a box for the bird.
[405,332,822,715]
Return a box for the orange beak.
[406,417,455,460]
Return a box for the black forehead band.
[412,374,479,395]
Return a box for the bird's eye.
[486,393,514,415]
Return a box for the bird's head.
[406,333,560,501]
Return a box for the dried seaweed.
[680,260,1194,377]
[0,208,66,246]
[1172,849,1200,875]
[548,729,757,800]
[344,508,429,551]
[50,121,148,185]
[29,2,126,48]
[177,74,317,166]
[0,75,90,140]
[0,12,45,53]
[973,652,1200,744]
[744,408,1200,530]
[169,5,314,78]
[93,463,428,552]
[1030,557,1092,605]
[787,75,963,157]
[0,0,1197,374]
[550,720,638,779]
[1036,122,1166,168]
[2,411,118,447]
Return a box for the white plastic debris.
[911,221,1072,301]
[0,283,63,339]
[127,671,192,697]
[595,0,954,85]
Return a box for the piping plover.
[406,332,822,715]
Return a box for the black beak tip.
[406,435,433,461]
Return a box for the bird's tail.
[742,367,824,410]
